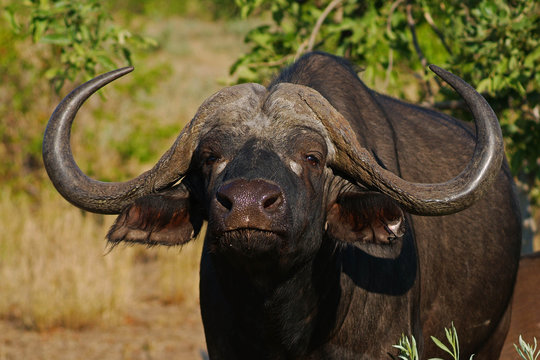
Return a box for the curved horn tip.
[115,66,134,76]
[100,66,134,80]
[428,64,447,76]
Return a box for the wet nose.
[214,179,285,230]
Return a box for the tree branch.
[249,55,295,69]
[306,0,343,52]
[406,2,434,101]
[406,2,427,68]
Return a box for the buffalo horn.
[302,66,503,216]
[43,67,202,214]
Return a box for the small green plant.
[429,323,474,360]
[393,333,419,360]
[395,326,540,360]
[393,323,474,360]
[515,336,539,360]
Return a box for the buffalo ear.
[107,186,203,246]
[326,192,405,245]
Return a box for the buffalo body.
[43,52,521,359]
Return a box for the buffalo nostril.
[263,193,283,211]
[216,191,233,211]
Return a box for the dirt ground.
[0,302,206,360]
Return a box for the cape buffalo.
[43,52,521,359]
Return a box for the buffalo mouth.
[211,228,288,258]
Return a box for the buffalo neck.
[206,235,349,357]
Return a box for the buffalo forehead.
[195,83,266,132]
[196,82,336,159]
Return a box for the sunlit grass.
[155,225,205,306]
[0,188,134,330]
[0,187,205,331]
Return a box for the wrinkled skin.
[45,52,521,359]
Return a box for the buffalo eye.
[203,153,220,166]
[305,154,321,167]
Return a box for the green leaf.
[39,33,71,45]
[430,336,454,357]
[31,18,48,42]
[96,54,116,70]
[3,7,21,33]
[44,67,60,80]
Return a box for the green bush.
[4,0,156,91]
[0,0,158,189]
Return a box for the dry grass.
[0,171,206,333]
[0,15,250,332]
[155,224,207,306]
[0,188,134,330]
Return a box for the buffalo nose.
[215,179,285,229]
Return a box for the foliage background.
[0,0,538,342]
